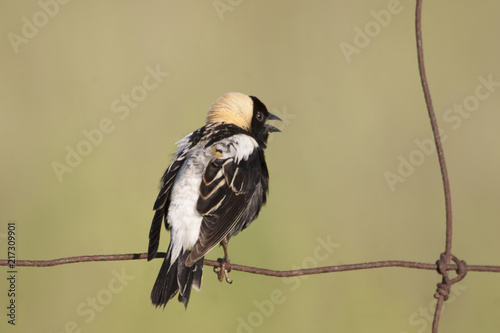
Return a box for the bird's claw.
[213,257,232,284]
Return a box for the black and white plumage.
[148,92,280,308]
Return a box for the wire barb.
[434,253,468,301]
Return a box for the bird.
[147,92,281,308]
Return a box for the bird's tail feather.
[151,245,204,309]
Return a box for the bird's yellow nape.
[206,92,253,131]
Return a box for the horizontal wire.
[1,253,499,274]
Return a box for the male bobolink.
[148,92,280,308]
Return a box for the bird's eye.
[256,112,264,122]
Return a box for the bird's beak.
[265,113,282,133]
[267,113,282,121]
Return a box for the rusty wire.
[415,0,469,332]
[0,1,497,332]
[415,0,453,259]
[1,254,499,274]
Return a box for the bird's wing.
[186,142,263,266]
[148,133,196,261]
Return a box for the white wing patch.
[213,134,258,162]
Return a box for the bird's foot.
[213,257,232,284]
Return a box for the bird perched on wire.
[147,92,281,308]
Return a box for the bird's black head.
[249,96,281,147]
[206,92,281,148]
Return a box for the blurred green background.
[1,1,500,332]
